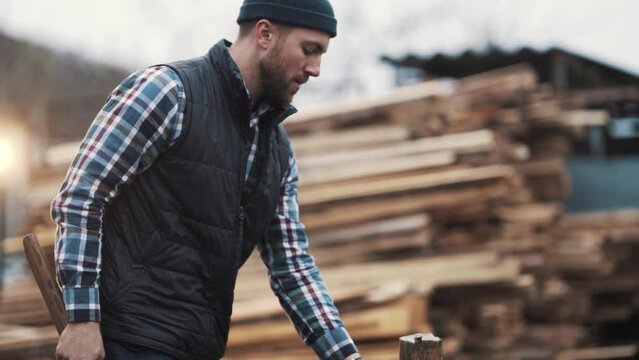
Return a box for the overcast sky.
[1,0,638,105]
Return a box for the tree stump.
[399,333,442,360]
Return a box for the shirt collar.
[249,102,272,129]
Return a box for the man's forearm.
[259,149,362,358]
[52,186,105,322]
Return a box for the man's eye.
[303,48,313,56]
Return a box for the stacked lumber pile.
[2,63,639,359]
[225,65,639,359]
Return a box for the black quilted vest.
[98,40,296,360]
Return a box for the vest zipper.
[238,205,245,242]
[236,113,250,259]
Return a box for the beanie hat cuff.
[237,3,337,38]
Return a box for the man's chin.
[279,91,296,107]
[269,96,293,108]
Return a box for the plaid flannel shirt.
[51,66,361,359]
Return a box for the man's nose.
[305,58,321,78]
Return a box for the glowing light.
[0,138,13,173]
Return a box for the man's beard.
[259,51,295,107]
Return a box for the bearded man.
[51,1,362,359]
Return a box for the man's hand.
[56,322,105,360]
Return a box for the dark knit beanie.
[237,0,337,38]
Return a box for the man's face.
[259,26,330,107]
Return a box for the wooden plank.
[291,124,412,156]
[26,178,64,213]
[310,214,429,245]
[495,203,562,225]
[528,109,609,127]
[297,129,496,171]
[228,295,429,347]
[301,181,513,231]
[233,251,521,304]
[556,345,638,360]
[538,86,639,109]
[300,165,515,206]
[3,228,55,254]
[225,337,459,360]
[311,230,433,266]
[454,64,537,104]
[0,324,57,353]
[44,140,81,167]
[284,80,453,134]
[300,151,455,188]
[559,209,639,231]
[514,158,571,201]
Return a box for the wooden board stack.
[2,63,639,359]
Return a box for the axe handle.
[23,233,67,334]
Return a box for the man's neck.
[229,39,262,109]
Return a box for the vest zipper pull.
[239,205,246,241]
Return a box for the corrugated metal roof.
[382,46,639,89]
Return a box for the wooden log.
[399,333,442,360]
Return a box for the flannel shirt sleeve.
[258,149,362,360]
[50,66,185,322]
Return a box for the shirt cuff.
[62,286,101,322]
[311,327,361,360]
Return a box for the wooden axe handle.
[23,233,67,334]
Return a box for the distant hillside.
[0,32,128,144]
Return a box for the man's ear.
[255,19,274,49]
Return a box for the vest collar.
[207,39,297,127]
